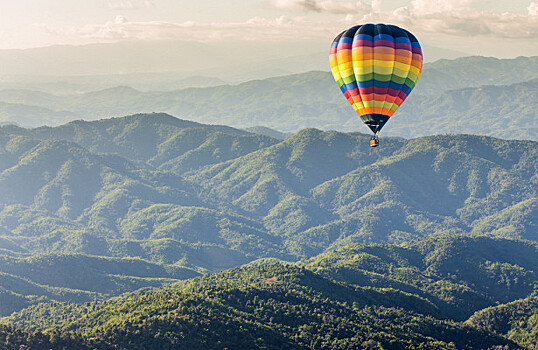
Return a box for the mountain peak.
[113,112,201,126]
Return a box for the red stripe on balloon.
[395,43,412,50]
[338,43,352,50]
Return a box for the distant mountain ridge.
[0,56,536,140]
[0,40,464,78]
[244,126,292,139]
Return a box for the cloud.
[267,0,538,39]
[267,0,372,14]
[399,0,538,38]
[529,2,538,16]
[409,0,475,15]
[40,15,330,44]
[108,0,155,10]
[108,1,138,10]
[36,1,538,49]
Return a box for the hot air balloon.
[329,24,423,147]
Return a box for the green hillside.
[190,130,536,255]
[0,114,535,318]
[0,253,199,317]
[467,297,538,349]
[0,324,91,350]
[245,126,292,139]
[0,116,535,260]
[5,113,280,173]
[302,235,538,321]
[3,262,520,349]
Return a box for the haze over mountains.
[0,40,465,86]
[0,56,536,141]
[0,40,536,348]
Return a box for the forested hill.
[0,113,535,317]
[302,235,538,321]
[467,296,538,349]
[3,235,536,349]
[0,113,535,263]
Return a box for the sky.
[0,0,537,57]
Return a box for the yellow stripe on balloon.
[373,66,394,75]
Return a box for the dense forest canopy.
[3,234,536,349]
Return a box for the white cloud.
[266,0,372,14]
[41,15,328,43]
[108,0,155,10]
[268,0,538,38]
[35,1,538,48]
[529,2,538,16]
[409,0,475,15]
[108,1,138,10]
[403,1,538,38]
[267,0,317,11]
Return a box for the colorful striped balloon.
[329,24,423,134]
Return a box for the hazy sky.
[0,0,537,57]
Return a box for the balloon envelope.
[329,24,423,134]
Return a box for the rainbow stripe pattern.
[329,24,423,134]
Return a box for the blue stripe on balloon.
[356,80,392,89]
[355,34,374,40]
[374,34,395,42]
[357,80,373,88]
[394,37,409,44]
[343,81,359,91]
[374,80,391,88]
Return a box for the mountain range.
[1,19,537,349]
[0,40,464,82]
[0,113,534,315]
[0,113,535,348]
[0,56,536,141]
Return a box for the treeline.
[0,324,91,350]
[4,235,536,350]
